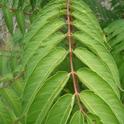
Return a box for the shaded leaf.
[77,68,124,124]
[26,72,70,124]
[70,111,84,124]
[80,91,120,124]
[45,94,75,124]
[22,48,68,113]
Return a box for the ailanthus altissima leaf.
[20,0,124,123]
[1,0,124,124]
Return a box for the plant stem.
[66,0,84,113]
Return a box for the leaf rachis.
[66,0,84,113]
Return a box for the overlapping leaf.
[22,48,68,113]
[26,72,70,124]
[77,68,124,123]
[105,19,124,100]
[80,91,120,124]
[45,94,74,124]
[0,81,23,124]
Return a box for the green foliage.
[83,0,116,27]
[83,0,124,27]
[104,19,124,101]
[0,0,124,124]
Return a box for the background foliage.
[0,0,124,124]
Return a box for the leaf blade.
[70,111,84,124]
[45,94,75,124]
[78,68,124,124]
[80,91,120,124]
[26,71,70,124]
[22,48,68,114]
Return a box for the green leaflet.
[2,6,13,34]
[72,0,106,46]
[0,84,22,124]
[25,32,65,82]
[77,68,124,124]
[86,113,102,124]
[80,91,120,124]
[23,1,65,44]
[0,87,22,117]
[70,111,84,124]
[22,48,68,113]
[104,20,124,54]
[16,9,25,34]
[22,19,65,67]
[0,101,12,124]
[104,20,124,37]
[74,32,120,89]
[73,20,106,48]
[104,19,124,98]
[26,72,70,124]
[74,47,120,98]
[45,94,75,124]
[71,1,120,89]
[104,20,124,53]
